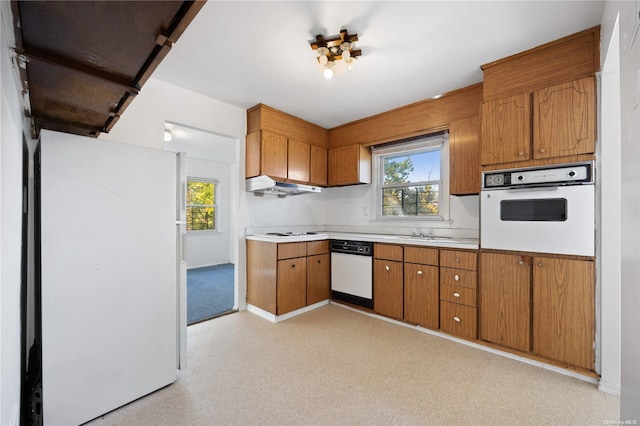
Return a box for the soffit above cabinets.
[11,0,205,138]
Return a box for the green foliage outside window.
[187,180,216,231]
[381,150,440,217]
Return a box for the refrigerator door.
[176,151,187,370]
[39,130,178,425]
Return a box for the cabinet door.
[449,116,480,195]
[533,257,595,370]
[328,144,371,186]
[374,259,403,320]
[307,253,330,305]
[533,76,596,159]
[277,257,307,315]
[480,93,531,165]
[479,252,531,352]
[309,145,327,186]
[287,139,310,183]
[261,131,288,179]
[404,263,439,329]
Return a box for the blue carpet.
[187,263,234,324]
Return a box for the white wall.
[99,78,248,308]
[186,157,232,268]
[602,0,640,420]
[1,2,25,423]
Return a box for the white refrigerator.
[37,130,187,425]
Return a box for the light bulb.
[318,55,328,66]
[340,41,351,51]
[342,49,351,60]
[346,57,356,71]
[317,47,329,56]
[323,67,334,79]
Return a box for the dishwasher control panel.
[330,240,373,256]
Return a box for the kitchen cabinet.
[533,257,594,370]
[247,239,331,316]
[309,145,328,186]
[246,130,288,180]
[245,104,328,185]
[479,252,531,352]
[532,77,596,159]
[287,139,310,183]
[306,241,330,305]
[374,243,403,320]
[403,246,439,329]
[480,76,595,167]
[328,144,371,186]
[449,116,481,195]
[439,249,478,340]
[480,251,595,370]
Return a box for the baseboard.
[247,300,330,323]
[187,262,234,270]
[598,378,621,396]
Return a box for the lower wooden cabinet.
[479,252,531,352]
[246,239,330,316]
[277,257,306,315]
[440,301,477,340]
[532,257,595,370]
[374,259,403,320]
[307,253,330,305]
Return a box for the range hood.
[246,176,322,197]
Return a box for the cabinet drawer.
[307,240,329,256]
[440,301,477,340]
[440,250,477,270]
[374,243,403,261]
[277,242,306,260]
[440,268,477,289]
[440,283,477,307]
[404,246,438,266]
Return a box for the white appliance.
[37,130,186,425]
[480,162,595,256]
[330,240,373,309]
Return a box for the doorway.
[164,122,237,324]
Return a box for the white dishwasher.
[330,240,373,309]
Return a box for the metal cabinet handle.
[538,262,544,267]
[454,274,460,281]
[539,148,546,153]
[385,265,390,271]
[453,292,461,298]
[453,316,461,322]
[518,151,525,156]
[518,260,524,265]
[455,257,460,262]
[417,270,423,275]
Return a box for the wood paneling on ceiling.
[11,0,205,138]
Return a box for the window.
[373,134,448,220]
[186,178,217,231]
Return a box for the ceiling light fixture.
[164,129,172,142]
[310,29,362,79]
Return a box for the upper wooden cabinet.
[449,116,481,195]
[480,76,596,167]
[328,144,371,186]
[533,77,596,159]
[246,104,328,185]
[480,94,531,165]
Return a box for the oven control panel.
[483,162,593,189]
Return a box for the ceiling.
[151,1,605,130]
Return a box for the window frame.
[372,133,450,222]
[186,177,218,232]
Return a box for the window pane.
[383,150,440,184]
[187,207,215,230]
[382,185,439,216]
[187,181,214,205]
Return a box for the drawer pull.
[455,257,460,262]
[453,316,461,322]
[538,262,544,267]
[453,292,461,298]
[385,265,390,271]
[518,260,524,265]
[454,274,460,281]
[417,270,423,275]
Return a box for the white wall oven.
[480,162,595,257]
